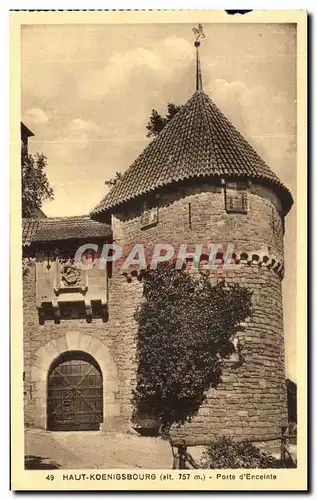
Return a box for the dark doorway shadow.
[24,455,61,470]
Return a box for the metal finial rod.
[195,43,203,91]
[192,24,205,92]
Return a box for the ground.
[25,429,297,470]
[25,429,173,469]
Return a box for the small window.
[271,206,284,236]
[140,205,158,230]
[225,182,248,214]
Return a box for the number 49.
[46,474,55,481]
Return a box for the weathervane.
[192,23,206,46]
[192,24,205,91]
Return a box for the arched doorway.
[47,351,103,431]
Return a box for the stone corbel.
[101,299,108,323]
[37,305,45,325]
[52,299,61,324]
[85,298,92,323]
[53,255,61,293]
[82,270,89,293]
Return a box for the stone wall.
[171,264,287,441]
[23,263,143,431]
[112,181,284,261]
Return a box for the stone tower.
[91,47,293,441]
[23,44,293,441]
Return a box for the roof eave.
[91,174,294,216]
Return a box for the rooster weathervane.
[192,24,206,46]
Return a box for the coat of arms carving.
[60,260,82,287]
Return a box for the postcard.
[11,9,307,491]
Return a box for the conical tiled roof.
[92,90,293,215]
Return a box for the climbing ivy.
[22,257,35,277]
[134,262,252,431]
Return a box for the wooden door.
[47,356,103,431]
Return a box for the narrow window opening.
[140,200,158,230]
[225,181,248,214]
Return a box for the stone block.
[55,336,68,354]
[237,410,248,417]
[100,417,129,433]
[104,403,120,417]
[30,365,47,383]
[78,334,94,354]
[34,415,47,429]
[66,331,81,351]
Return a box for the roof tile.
[92,90,293,214]
[22,216,111,246]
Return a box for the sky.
[21,22,297,380]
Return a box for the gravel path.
[25,429,172,469]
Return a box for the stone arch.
[30,332,119,430]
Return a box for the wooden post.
[178,445,187,469]
[280,426,287,462]
[169,440,179,469]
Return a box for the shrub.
[201,437,283,469]
[134,262,252,431]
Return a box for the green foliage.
[134,262,252,430]
[22,258,35,277]
[146,103,183,137]
[105,104,182,186]
[21,145,54,218]
[200,437,282,469]
[286,378,297,424]
[104,171,123,187]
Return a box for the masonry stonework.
[23,262,143,432]
[173,265,287,441]
[112,182,284,258]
